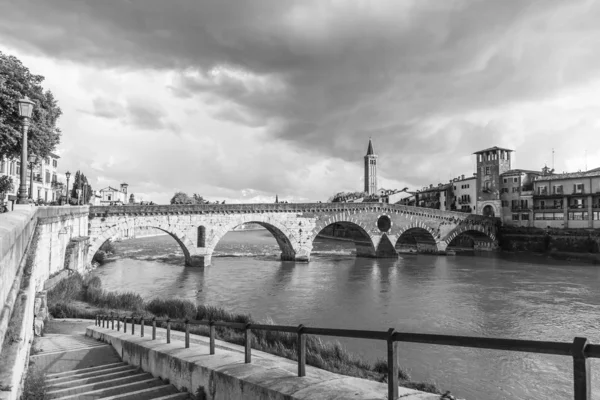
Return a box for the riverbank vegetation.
[47,273,440,394]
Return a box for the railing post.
[244,323,252,363]
[131,317,135,335]
[111,313,114,330]
[297,324,306,377]
[387,328,398,400]
[152,317,156,340]
[185,319,190,348]
[572,337,590,400]
[124,317,127,333]
[140,317,145,337]
[95,315,98,326]
[166,319,171,344]
[117,316,121,331]
[209,321,215,355]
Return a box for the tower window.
[485,167,490,175]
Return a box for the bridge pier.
[187,254,211,268]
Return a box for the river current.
[92,230,600,400]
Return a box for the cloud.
[1,0,600,201]
[85,96,180,133]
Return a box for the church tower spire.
[364,138,377,195]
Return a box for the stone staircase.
[29,319,189,399]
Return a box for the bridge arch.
[87,221,196,267]
[444,225,496,249]
[311,218,377,258]
[395,223,439,253]
[207,217,298,261]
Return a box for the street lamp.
[17,96,35,204]
[27,153,38,200]
[65,171,71,205]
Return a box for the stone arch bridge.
[88,203,498,267]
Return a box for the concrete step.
[47,363,134,382]
[30,345,122,374]
[47,373,154,398]
[95,384,185,399]
[51,378,165,400]
[47,367,142,389]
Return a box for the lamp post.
[65,171,71,205]
[27,154,38,201]
[17,97,35,204]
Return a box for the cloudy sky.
[1,0,599,203]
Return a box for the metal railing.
[95,314,597,400]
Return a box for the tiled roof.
[534,170,600,181]
[418,183,452,193]
[501,169,542,176]
[473,146,514,154]
[99,186,121,192]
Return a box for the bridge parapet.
[89,203,495,223]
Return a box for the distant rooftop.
[535,170,600,181]
[473,146,514,154]
[501,169,542,176]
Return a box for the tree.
[69,170,93,204]
[171,192,208,204]
[0,51,62,160]
[170,191,193,204]
[0,175,13,198]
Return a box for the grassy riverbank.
[47,273,441,394]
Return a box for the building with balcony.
[500,169,541,227]
[415,183,452,211]
[450,175,476,214]
[0,153,62,209]
[532,168,600,228]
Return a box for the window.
[484,181,491,190]
[513,177,518,183]
[503,178,507,183]
[52,159,57,167]
[52,174,57,183]
[554,212,564,220]
[16,162,20,175]
[512,214,520,221]
[594,212,600,220]
[107,195,112,201]
[538,186,548,195]
[553,185,563,194]
[520,200,528,209]
[37,188,41,199]
[511,200,519,209]
[485,167,491,175]
[512,187,519,193]
[45,158,50,165]
[535,213,544,220]
[502,200,509,207]
[453,186,456,190]
[540,200,546,208]
[0,160,4,174]
[569,212,587,220]
[572,198,584,209]
[521,214,530,220]
[45,171,50,183]
[574,183,584,194]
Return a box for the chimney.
[461,174,465,180]
[429,184,433,189]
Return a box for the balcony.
[568,204,586,209]
[511,206,531,212]
[571,190,586,195]
[534,205,563,210]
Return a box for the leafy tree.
[69,170,93,204]
[171,192,208,204]
[170,191,193,204]
[0,175,13,196]
[0,51,62,160]
[192,193,208,204]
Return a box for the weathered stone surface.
[88,203,498,266]
[34,318,44,336]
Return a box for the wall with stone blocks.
[0,205,89,400]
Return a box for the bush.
[93,250,107,264]
[47,273,83,303]
[99,241,116,255]
[146,298,197,320]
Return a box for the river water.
[93,230,600,400]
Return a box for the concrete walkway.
[29,319,189,399]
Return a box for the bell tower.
[364,139,377,195]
